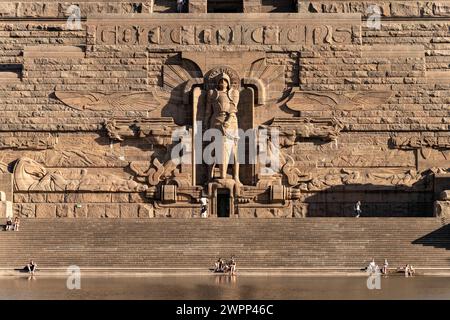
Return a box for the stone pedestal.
[189,0,207,13]
[434,201,450,218]
[243,0,261,13]
[0,173,12,202]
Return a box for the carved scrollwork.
[130,158,178,186]
[103,117,175,146]
[267,117,344,145]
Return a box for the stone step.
[1,218,448,271]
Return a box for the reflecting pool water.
[1,275,450,300]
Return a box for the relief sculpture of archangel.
[203,73,241,186]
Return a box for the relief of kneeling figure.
[13,157,147,192]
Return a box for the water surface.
[1,275,450,300]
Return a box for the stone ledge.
[361,44,425,58]
[87,12,362,24]
[23,45,86,58]
[426,71,450,84]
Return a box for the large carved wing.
[163,59,203,104]
[244,58,287,105]
[286,92,339,111]
[345,92,393,108]
[286,90,392,112]
[55,91,161,111]
[55,91,102,110]
[108,92,161,111]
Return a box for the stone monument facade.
[0,1,448,218]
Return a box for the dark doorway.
[217,189,231,217]
[208,0,243,13]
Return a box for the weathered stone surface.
[35,204,56,218]
[105,204,120,218]
[434,201,450,218]
[0,201,12,218]
[74,204,88,218]
[0,7,448,219]
[17,204,36,218]
[56,204,75,218]
[168,207,193,218]
[440,190,450,201]
[120,203,139,218]
[390,2,420,17]
[87,204,106,218]
[0,173,12,202]
[138,204,154,218]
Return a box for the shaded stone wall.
[0,3,448,218]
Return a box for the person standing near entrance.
[354,201,362,218]
[177,0,184,13]
[200,196,208,218]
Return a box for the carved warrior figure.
[13,157,147,192]
[204,73,241,184]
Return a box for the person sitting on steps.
[5,217,13,231]
[367,258,376,273]
[382,259,389,275]
[229,256,237,275]
[409,264,415,277]
[13,216,20,231]
[214,258,223,272]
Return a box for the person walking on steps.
[354,201,362,218]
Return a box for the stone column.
[0,173,13,218]
[297,0,308,13]
[189,0,207,13]
[0,191,12,218]
[243,0,261,13]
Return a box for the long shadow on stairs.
[412,224,450,250]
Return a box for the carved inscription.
[94,24,359,46]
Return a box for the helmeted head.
[216,73,231,91]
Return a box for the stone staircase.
[0,218,449,272]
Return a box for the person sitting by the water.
[13,216,20,231]
[375,264,380,274]
[367,258,376,273]
[382,259,389,274]
[229,256,237,275]
[5,217,13,231]
[26,260,37,274]
[409,264,415,277]
[214,258,223,272]
[222,260,230,273]
[404,264,410,277]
